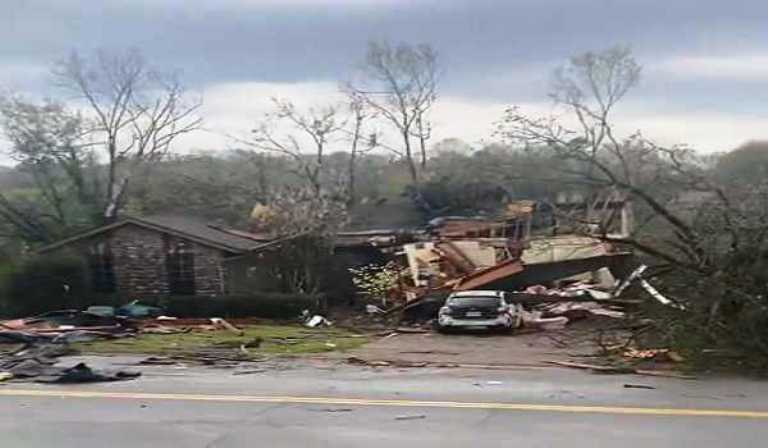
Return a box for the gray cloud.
[1,0,767,154]
[4,0,768,86]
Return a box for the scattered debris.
[346,356,370,366]
[624,384,657,390]
[1,344,140,384]
[392,360,428,368]
[545,360,696,379]
[545,360,637,374]
[138,356,178,366]
[623,348,684,363]
[399,350,459,355]
[366,305,385,314]
[85,306,116,317]
[305,315,333,328]
[116,301,164,318]
[639,279,685,309]
[522,311,569,331]
[233,369,266,375]
[394,327,429,334]
[35,362,141,384]
[395,414,426,421]
[346,357,428,368]
[0,310,133,342]
[210,318,245,336]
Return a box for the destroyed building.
[356,199,637,311]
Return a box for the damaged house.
[37,215,286,297]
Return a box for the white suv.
[437,290,523,332]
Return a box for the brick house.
[38,215,281,297]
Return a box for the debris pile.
[0,302,270,379]
[0,309,135,344]
[346,203,644,330]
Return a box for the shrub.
[0,262,15,315]
[3,254,89,317]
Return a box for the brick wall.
[51,224,228,297]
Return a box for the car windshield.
[447,297,502,307]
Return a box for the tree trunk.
[403,130,419,188]
[104,177,128,222]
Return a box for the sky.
[1,0,767,163]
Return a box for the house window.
[166,241,195,295]
[89,242,116,293]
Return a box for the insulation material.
[450,241,498,267]
[522,236,611,264]
[403,242,442,287]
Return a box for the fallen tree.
[497,46,768,372]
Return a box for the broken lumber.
[545,360,696,379]
[544,360,635,374]
[394,327,429,334]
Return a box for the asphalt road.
[1,356,768,447]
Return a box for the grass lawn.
[75,324,368,357]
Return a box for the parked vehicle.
[436,290,523,332]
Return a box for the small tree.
[349,261,404,307]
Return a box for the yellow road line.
[1,389,767,419]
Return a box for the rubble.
[345,206,639,337]
[0,309,135,342]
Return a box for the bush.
[0,252,321,320]
[135,293,322,319]
[3,254,89,317]
[0,262,15,315]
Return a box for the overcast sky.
[2,0,767,161]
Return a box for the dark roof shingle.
[38,214,272,254]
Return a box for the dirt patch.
[336,321,606,368]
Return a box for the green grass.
[76,324,368,357]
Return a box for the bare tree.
[498,46,768,330]
[344,91,378,205]
[498,47,660,243]
[54,49,201,222]
[247,98,345,197]
[348,41,438,190]
[494,47,768,365]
